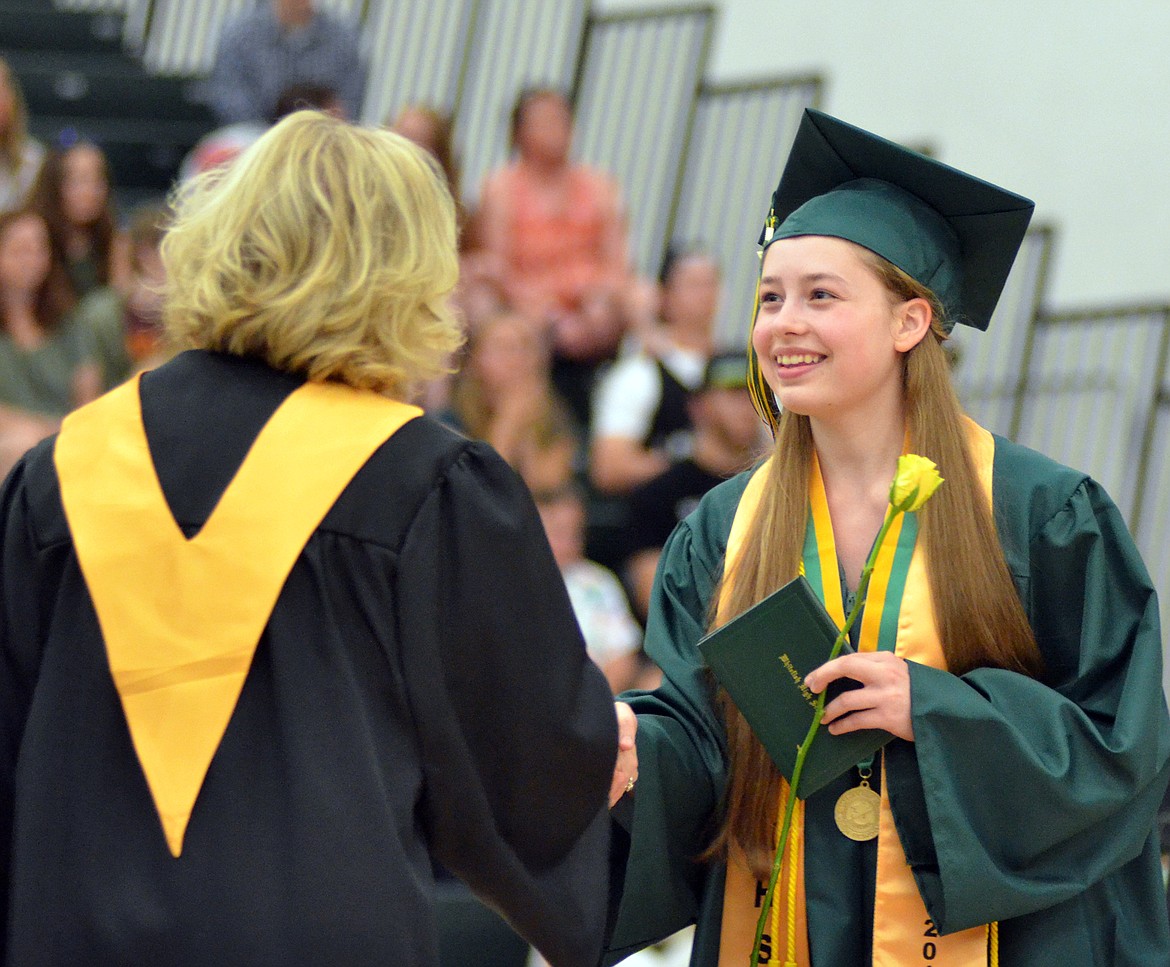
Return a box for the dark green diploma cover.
[699,576,892,797]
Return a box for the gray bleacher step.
[0,3,124,55]
[4,48,216,124]
[28,114,212,190]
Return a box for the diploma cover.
[699,574,892,798]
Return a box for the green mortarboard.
[758,109,1034,333]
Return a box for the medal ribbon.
[55,375,421,858]
[717,421,998,965]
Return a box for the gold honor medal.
[834,771,880,841]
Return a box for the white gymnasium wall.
[597,0,1170,313]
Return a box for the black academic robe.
[605,433,1170,966]
[0,350,616,967]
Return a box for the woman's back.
[2,349,614,966]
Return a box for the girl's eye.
[760,291,783,304]
[810,289,834,301]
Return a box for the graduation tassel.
[783,797,802,966]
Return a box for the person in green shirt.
[0,208,129,476]
[605,109,1170,966]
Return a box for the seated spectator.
[0,59,45,217]
[535,481,641,694]
[33,138,131,298]
[442,308,578,492]
[550,283,630,436]
[0,209,128,476]
[271,82,344,121]
[388,104,476,255]
[622,351,766,620]
[476,89,628,324]
[179,83,342,183]
[588,245,720,495]
[204,0,366,126]
[389,105,459,199]
[178,122,266,184]
[121,203,170,369]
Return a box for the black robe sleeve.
[395,442,617,967]
[0,451,51,961]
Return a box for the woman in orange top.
[477,89,629,323]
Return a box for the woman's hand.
[609,701,639,807]
[805,652,915,742]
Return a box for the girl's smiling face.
[751,235,928,427]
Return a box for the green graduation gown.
[605,433,1170,966]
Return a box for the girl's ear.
[892,297,933,352]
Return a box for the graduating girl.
[605,109,1170,966]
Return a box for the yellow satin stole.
[54,375,421,857]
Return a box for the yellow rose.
[889,454,944,513]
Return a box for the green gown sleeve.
[885,443,1170,962]
[604,474,748,963]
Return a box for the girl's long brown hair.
[707,251,1044,877]
[33,142,117,289]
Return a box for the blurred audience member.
[0,60,44,217]
[389,106,459,197]
[205,0,366,126]
[180,83,343,183]
[388,105,470,246]
[443,309,578,492]
[0,209,128,476]
[33,139,130,297]
[419,265,506,415]
[619,272,665,351]
[535,482,641,695]
[271,82,344,122]
[178,123,265,184]
[550,283,630,437]
[121,203,170,369]
[622,352,765,620]
[476,89,628,324]
[588,245,720,495]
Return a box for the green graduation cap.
[758,109,1035,333]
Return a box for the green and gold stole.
[717,419,999,967]
[55,374,421,858]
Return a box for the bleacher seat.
[1,0,216,195]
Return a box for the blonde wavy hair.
[162,110,463,398]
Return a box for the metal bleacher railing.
[572,4,714,279]
[1123,312,1170,701]
[950,225,1054,439]
[1016,304,1170,526]
[669,74,822,350]
[358,0,473,127]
